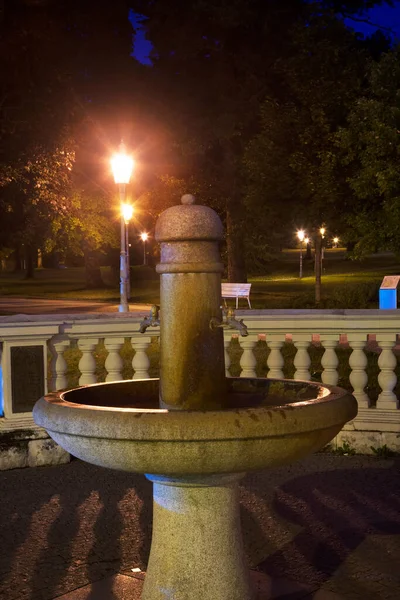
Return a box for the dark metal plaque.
[11,345,45,413]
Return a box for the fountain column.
[155,194,227,410]
[143,195,253,599]
[143,474,252,600]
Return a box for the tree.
[0,135,76,277]
[134,0,313,280]
[134,0,392,279]
[244,14,368,259]
[48,189,120,287]
[0,0,140,282]
[337,47,400,256]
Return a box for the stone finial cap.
[155,195,224,242]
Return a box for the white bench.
[221,283,252,309]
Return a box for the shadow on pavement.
[0,459,152,600]
[245,459,400,598]
[2,455,400,600]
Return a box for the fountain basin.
[33,378,357,475]
[32,196,359,600]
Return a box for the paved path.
[0,298,152,315]
[0,454,399,599]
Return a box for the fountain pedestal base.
[143,473,253,600]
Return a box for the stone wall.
[0,429,70,470]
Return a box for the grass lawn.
[248,250,400,309]
[0,267,159,304]
[0,250,399,309]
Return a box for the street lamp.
[297,230,306,279]
[140,232,149,265]
[333,236,339,248]
[111,143,134,312]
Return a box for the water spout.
[139,305,160,333]
[210,308,248,337]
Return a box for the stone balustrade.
[1,309,400,468]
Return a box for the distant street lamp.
[333,236,339,248]
[140,232,149,265]
[111,142,134,312]
[297,230,306,279]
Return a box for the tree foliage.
[0,0,138,282]
[137,0,391,274]
[244,14,368,257]
[337,47,400,256]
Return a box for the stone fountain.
[33,195,357,600]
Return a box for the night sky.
[131,2,400,66]
[345,2,400,39]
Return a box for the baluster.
[239,335,258,378]
[77,338,99,386]
[131,335,151,379]
[267,336,284,379]
[49,336,70,391]
[348,334,369,408]
[104,337,125,382]
[377,334,398,409]
[293,335,311,380]
[223,332,232,377]
[320,335,339,386]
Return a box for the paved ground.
[0,454,399,600]
[0,298,152,315]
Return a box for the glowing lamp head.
[333,237,339,244]
[297,230,305,242]
[320,227,326,237]
[121,203,134,223]
[140,232,148,242]
[305,237,310,245]
[111,144,134,184]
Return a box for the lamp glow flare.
[111,143,134,313]
[141,232,149,265]
[111,149,134,184]
[297,230,306,279]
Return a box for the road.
[0,297,152,315]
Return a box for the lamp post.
[111,143,134,313]
[305,236,310,259]
[315,226,326,305]
[140,232,148,265]
[122,203,134,300]
[297,230,306,279]
[320,227,326,261]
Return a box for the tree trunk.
[314,235,322,306]
[83,248,103,288]
[226,198,247,282]
[13,247,23,272]
[24,245,35,279]
[224,142,247,283]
